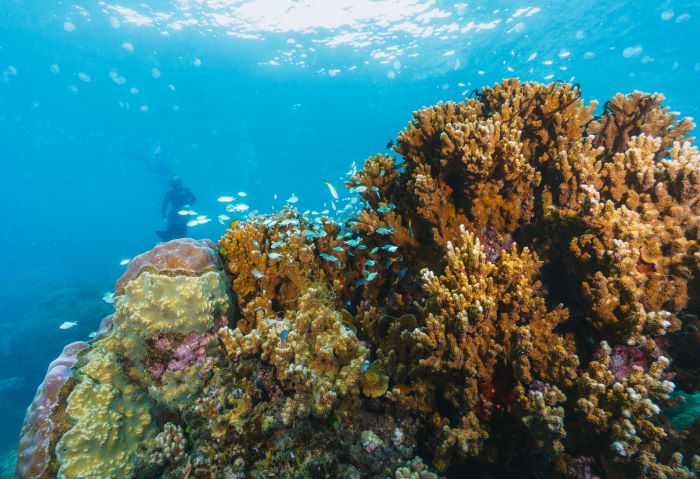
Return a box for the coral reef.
[15,80,700,478]
[16,238,231,479]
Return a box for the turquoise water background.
[0,0,698,469]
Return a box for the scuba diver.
[156,176,196,241]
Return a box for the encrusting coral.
[15,80,700,479]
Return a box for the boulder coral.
[15,80,700,479]
[16,238,231,479]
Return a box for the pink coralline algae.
[566,456,601,479]
[604,344,659,381]
[147,317,228,380]
[167,333,211,371]
[148,332,216,380]
[16,341,89,478]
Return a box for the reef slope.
[15,80,700,479]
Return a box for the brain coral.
[15,80,700,479]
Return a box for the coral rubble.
[15,80,700,479]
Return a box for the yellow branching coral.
[515,382,567,459]
[573,341,683,478]
[219,285,368,424]
[219,207,354,331]
[587,91,695,158]
[408,225,572,470]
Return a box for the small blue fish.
[371,247,379,254]
[397,267,408,280]
[333,246,344,252]
[357,244,366,250]
[360,360,370,373]
[382,244,399,253]
[320,253,339,262]
[365,271,378,281]
[344,237,362,247]
[350,185,367,193]
[376,227,393,235]
[380,169,385,177]
[366,259,376,266]
[377,205,393,213]
[280,329,289,343]
[370,186,379,192]
[268,252,282,260]
[271,240,285,249]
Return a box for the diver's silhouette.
[156,176,196,242]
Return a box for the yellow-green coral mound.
[54,269,230,478]
[54,348,154,479]
[16,239,233,479]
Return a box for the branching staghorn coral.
[587,91,695,158]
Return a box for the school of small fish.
[118,158,400,288]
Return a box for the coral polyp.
[16,80,700,478]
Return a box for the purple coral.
[566,456,601,479]
[148,332,214,380]
[16,341,89,478]
[608,345,650,381]
[167,333,210,371]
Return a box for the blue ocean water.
[0,0,698,470]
